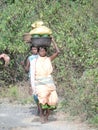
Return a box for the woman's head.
[30,45,38,55]
[38,47,47,57]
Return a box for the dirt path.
[0,101,97,130]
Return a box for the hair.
[38,47,48,52]
[30,44,38,50]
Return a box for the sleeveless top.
[35,56,53,78]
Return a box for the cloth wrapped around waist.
[35,76,58,106]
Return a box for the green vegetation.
[0,0,98,126]
[0,84,33,104]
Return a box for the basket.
[31,37,52,47]
[23,33,32,43]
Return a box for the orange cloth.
[35,56,58,106]
[35,56,53,78]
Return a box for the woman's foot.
[40,115,45,123]
[44,109,50,122]
[37,107,40,116]
[44,116,48,122]
[39,104,45,123]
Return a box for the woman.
[21,45,40,115]
[35,37,60,123]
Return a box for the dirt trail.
[0,101,97,130]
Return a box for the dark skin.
[50,36,60,60]
[22,47,38,72]
[38,37,60,60]
[21,47,40,115]
[38,37,60,123]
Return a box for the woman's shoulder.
[29,54,38,61]
[45,56,51,62]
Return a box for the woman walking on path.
[21,46,40,115]
[35,37,60,123]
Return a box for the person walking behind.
[21,45,40,115]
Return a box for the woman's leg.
[39,104,45,123]
[37,103,40,115]
[33,95,40,115]
[44,109,50,122]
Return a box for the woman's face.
[39,48,47,57]
[31,47,38,55]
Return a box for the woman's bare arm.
[24,59,30,72]
[50,36,60,61]
[21,58,30,72]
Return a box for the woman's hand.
[50,36,60,61]
[51,36,60,53]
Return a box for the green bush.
[60,68,98,125]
